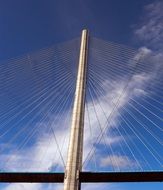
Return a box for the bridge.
[0,30,162,189]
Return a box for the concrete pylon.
[63,29,89,190]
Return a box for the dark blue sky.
[0,0,153,60]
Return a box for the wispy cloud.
[132,0,163,101]
[100,155,138,169]
[83,69,151,171]
[82,183,122,190]
[1,127,68,171]
[3,183,42,190]
[1,68,149,189]
[134,1,163,50]
[3,183,63,190]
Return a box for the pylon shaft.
[63,29,89,190]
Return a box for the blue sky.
[0,0,162,189]
[0,0,153,60]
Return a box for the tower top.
[82,29,89,33]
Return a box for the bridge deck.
[0,172,162,183]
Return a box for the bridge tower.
[63,29,89,190]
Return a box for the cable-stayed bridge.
[0,30,162,189]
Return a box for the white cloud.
[134,1,163,50]
[82,183,121,190]
[83,69,150,170]
[100,155,138,169]
[3,183,42,190]
[1,127,69,172]
[1,67,150,189]
[3,183,63,190]
[133,46,152,61]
